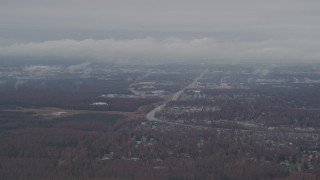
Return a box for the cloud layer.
[1,0,320,42]
[2,0,320,33]
[0,38,319,63]
[1,0,319,63]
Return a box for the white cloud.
[66,62,92,73]
[23,65,61,75]
[0,38,319,63]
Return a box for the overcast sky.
[1,0,320,63]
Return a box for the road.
[146,69,208,123]
[145,69,320,134]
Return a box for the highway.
[146,69,208,123]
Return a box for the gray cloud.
[0,0,319,62]
[0,38,319,63]
[1,0,320,36]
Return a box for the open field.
[3,107,144,120]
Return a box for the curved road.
[146,69,208,124]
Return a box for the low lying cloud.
[23,65,61,74]
[14,79,28,90]
[0,38,319,63]
[66,62,92,73]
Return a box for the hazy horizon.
[1,0,320,63]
